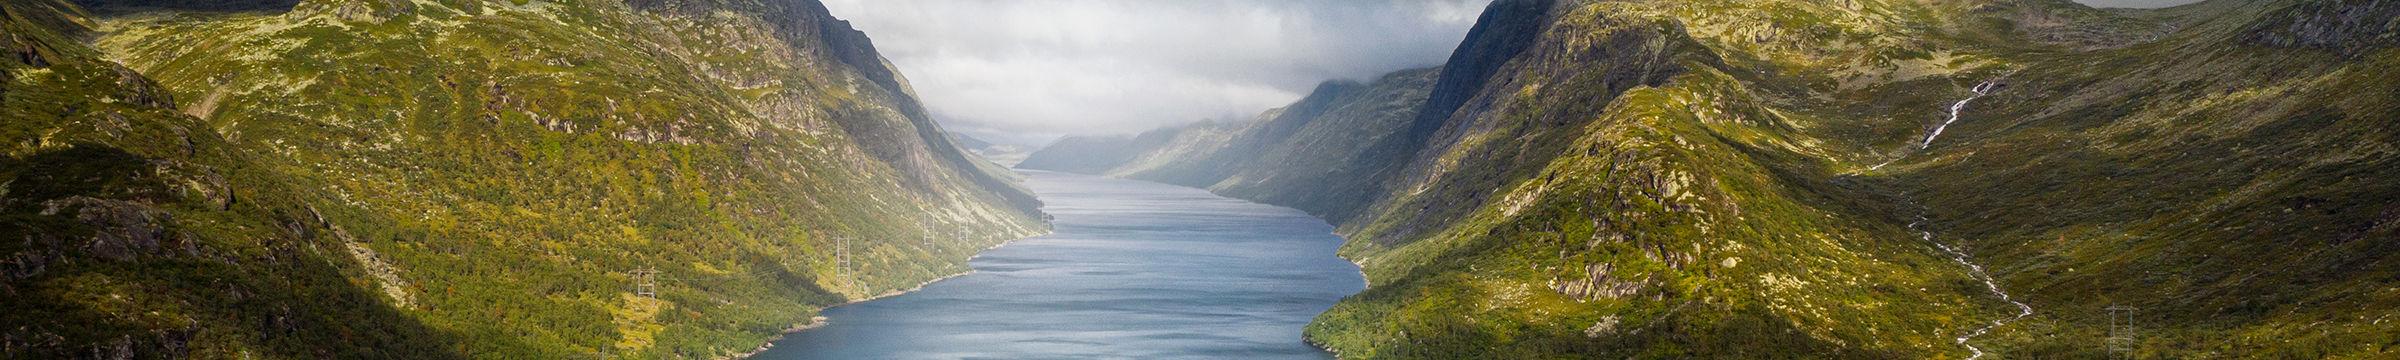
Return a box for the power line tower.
[837,235,855,291]
[921,220,933,247]
[630,267,658,299]
[2106,304,2138,359]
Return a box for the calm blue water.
[755,171,1365,359]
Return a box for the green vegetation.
[5,0,1043,357]
[1029,0,2399,358]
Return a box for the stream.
[1881,78,2035,359]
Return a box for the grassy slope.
[1320,0,2398,357]
[1026,0,2398,358]
[1904,0,2400,357]
[1310,1,2015,357]
[6,0,1046,357]
[4,0,463,357]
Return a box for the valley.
[3,0,2394,358]
[1022,0,2399,358]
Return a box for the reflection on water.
[755,171,1365,359]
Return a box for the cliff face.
[1025,0,2400,357]
[3,0,1045,357]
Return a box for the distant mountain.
[3,0,1044,357]
[948,133,1033,167]
[1017,123,1222,174]
[1024,0,2399,357]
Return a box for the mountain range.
[1020,0,2398,357]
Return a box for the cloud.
[821,0,1492,145]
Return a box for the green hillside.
[3,0,1044,357]
[1023,0,2399,358]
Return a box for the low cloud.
[822,0,1491,145]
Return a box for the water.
[1869,79,2002,171]
[754,171,1366,359]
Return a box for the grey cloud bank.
[823,0,1491,145]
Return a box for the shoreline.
[727,227,1052,359]
[731,172,1369,359]
[1315,242,1371,360]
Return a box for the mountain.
[1021,0,2398,358]
[946,133,1032,167]
[3,0,1045,357]
[1019,67,1441,223]
[1015,122,1224,175]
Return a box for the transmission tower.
[630,267,659,299]
[837,235,855,291]
[2106,304,2138,359]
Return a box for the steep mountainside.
[4,0,1044,357]
[1026,0,2397,358]
[1017,68,1440,221]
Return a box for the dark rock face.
[37,197,183,262]
[1370,14,1699,245]
[2246,0,2400,55]
[1405,0,1561,143]
[7,32,46,68]
[109,65,174,110]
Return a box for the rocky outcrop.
[2244,0,2400,55]
[37,197,188,262]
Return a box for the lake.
[754,170,1366,359]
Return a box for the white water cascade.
[1870,80,2002,171]
[1919,80,2000,147]
[1870,78,2034,359]
[1911,215,2035,360]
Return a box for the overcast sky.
[822,0,1492,145]
[822,0,2201,146]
